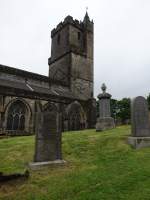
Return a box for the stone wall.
[70,53,93,99]
[49,54,70,86]
[50,25,69,61]
[0,95,47,134]
[0,94,96,134]
[69,25,84,53]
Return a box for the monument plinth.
[96,83,115,131]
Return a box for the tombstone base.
[128,136,150,149]
[96,117,115,131]
[29,160,66,170]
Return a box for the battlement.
[51,14,93,37]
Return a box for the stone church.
[0,12,96,135]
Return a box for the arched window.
[6,100,26,131]
[69,111,81,131]
[13,114,19,130]
[19,115,25,130]
[7,114,13,130]
[67,101,86,131]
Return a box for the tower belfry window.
[57,34,60,44]
[78,32,81,40]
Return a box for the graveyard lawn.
[1,126,150,200]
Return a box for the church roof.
[0,64,50,82]
[0,77,76,101]
[0,64,78,102]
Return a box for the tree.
[147,94,150,110]
[117,98,131,124]
[110,99,118,119]
[97,97,131,125]
[110,98,131,124]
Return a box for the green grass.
[1,126,150,200]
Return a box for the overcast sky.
[0,0,150,100]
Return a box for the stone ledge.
[128,136,150,149]
[28,160,66,170]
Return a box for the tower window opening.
[78,32,81,40]
[57,34,60,44]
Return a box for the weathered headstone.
[128,96,150,149]
[96,83,115,131]
[29,102,65,169]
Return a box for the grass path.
[0,126,150,200]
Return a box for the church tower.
[48,13,94,100]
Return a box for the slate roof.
[0,65,76,100]
[0,64,50,82]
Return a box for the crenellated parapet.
[51,14,93,37]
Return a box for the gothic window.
[69,111,81,130]
[7,115,13,130]
[13,114,19,130]
[20,115,25,130]
[6,100,26,131]
[67,101,86,131]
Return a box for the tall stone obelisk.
[96,83,115,131]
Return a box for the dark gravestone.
[29,103,65,169]
[128,96,150,149]
[131,96,150,137]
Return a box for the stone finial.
[101,83,107,93]
[97,83,111,99]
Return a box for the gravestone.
[128,96,150,149]
[96,83,115,131]
[29,102,65,170]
